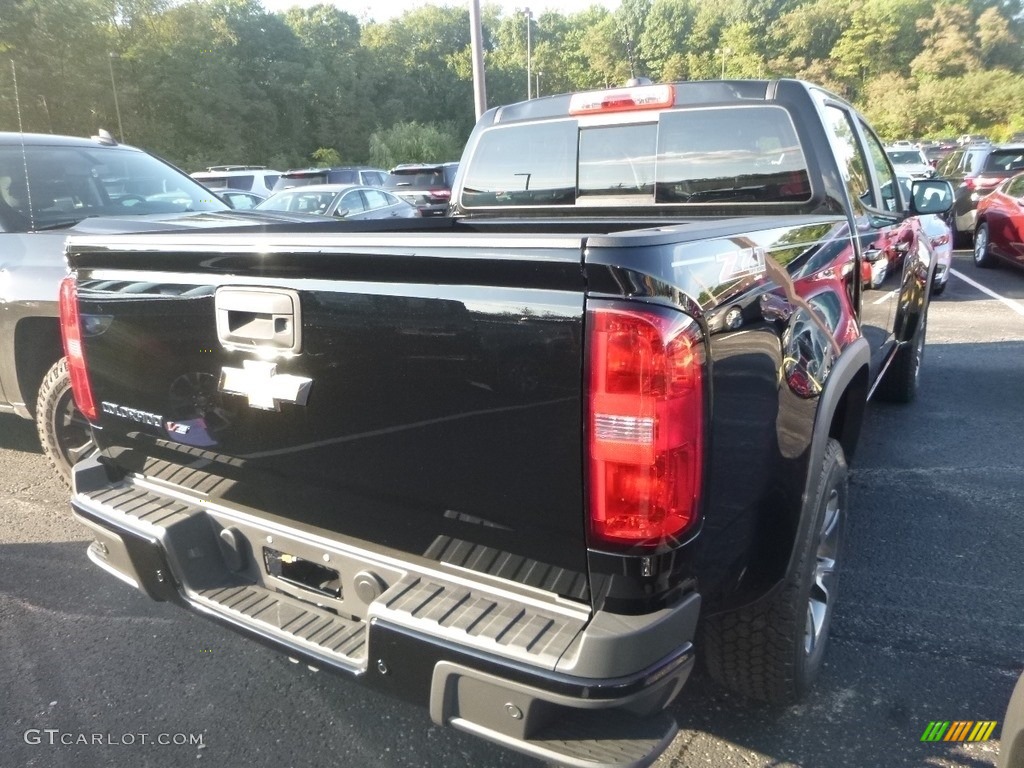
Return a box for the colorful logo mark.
[921,721,998,742]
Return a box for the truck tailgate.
[69,231,591,601]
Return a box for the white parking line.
[872,289,897,306]
[950,268,1024,317]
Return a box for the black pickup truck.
[62,79,951,767]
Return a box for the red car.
[974,171,1024,270]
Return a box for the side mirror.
[334,208,350,218]
[910,179,954,215]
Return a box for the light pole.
[469,0,487,119]
[523,8,533,99]
[108,52,124,142]
[715,47,732,79]
[535,71,542,98]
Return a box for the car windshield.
[0,144,227,232]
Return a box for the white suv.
[192,165,281,197]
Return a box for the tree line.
[2,0,1023,172]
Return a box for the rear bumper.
[71,457,699,767]
[417,204,449,217]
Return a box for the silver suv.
[192,165,281,197]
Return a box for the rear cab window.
[459,104,812,210]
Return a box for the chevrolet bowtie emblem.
[219,361,313,411]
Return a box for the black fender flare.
[783,335,870,581]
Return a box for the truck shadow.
[0,412,43,454]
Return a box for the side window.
[937,151,960,176]
[338,191,366,214]
[1006,175,1024,197]
[361,189,389,210]
[822,104,872,210]
[860,121,900,211]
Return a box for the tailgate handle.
[216,287,302,353]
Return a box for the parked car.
[215,188,266,210]
[892,175,954,295]
[973,171,1024,271]
[383,162,459,217]
[0,130,271,485]
[935,143,1024,245]
[255,183,420,219]
[886,147,934,179]
[922,143,955,168]
[957,134,991,146]
[192,166,281,197]
[272,166,388,191]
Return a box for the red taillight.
[430,188,451,200]
[58,277,98,422]
[587,307,704,547]
[963,178,975,191]
[569,84,675,115]
[975,176,1001,189]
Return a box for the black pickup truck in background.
[61,79,951,767]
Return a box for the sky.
[258,0,621,22]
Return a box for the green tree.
[975,6,1022,71]
[911,3,979,80]
[614,0,652,77]
[368,121,464,167]
[830,0,930,95]
[361,6,476,139]
[639,0,699,81]
[0,0,116,135]
[311,147,342,166]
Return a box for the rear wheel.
[875,313,927,404]
[36,358,96,489]
[702,438,848,704]
[974,222,995,268]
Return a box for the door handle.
[215,287,302,353]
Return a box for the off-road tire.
[701,438,848,705]
[875,313,927,404]
[36,357,96,489]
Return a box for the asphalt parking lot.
[1,249,1022,768]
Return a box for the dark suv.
[383,162,459,217]
[273,166,387,191]
[936,143,1024,244]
